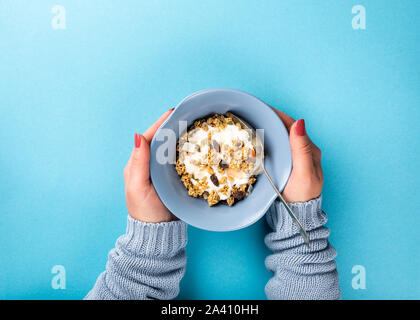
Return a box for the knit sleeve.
[85,215,188,300]
[264,196,341,300]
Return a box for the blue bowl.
[150,89,292,231]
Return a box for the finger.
[143,108,174,144]
[311,143,322,165]
[313,143,323,181]
[314,161,323,181]
[289,119,314,176]
[269,105,295,132]
[127,133,151,188]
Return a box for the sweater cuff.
[266,195,327,238]
[117,215,188,257]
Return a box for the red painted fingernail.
[169,107,175,111]
[134,133,141,148]
[295,119,306,136]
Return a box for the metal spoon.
[226,112,311,248]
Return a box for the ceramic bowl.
[150,88,292,231]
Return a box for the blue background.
[0,0,419,299]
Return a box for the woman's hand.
[272,108,323,203]
[124,109,177,223]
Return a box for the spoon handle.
[262,166,311,248]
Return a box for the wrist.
[118,215,188,256]
[128,206,177,223]
[267,195,327,238]
[129,212,177,223]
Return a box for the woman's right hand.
[124,109,177,223]
[271,108,323,203]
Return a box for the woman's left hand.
[271,107,323,203]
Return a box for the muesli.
[175,113,259,206]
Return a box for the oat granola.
[175,113,259,206]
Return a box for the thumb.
[128,133,151,187]
[289,119,314,175]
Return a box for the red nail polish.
[170,107,175,111]
[295,119,306,136]
[134,133,141,148]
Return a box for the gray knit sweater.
[85,196,340,300]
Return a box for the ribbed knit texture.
[86,196,340,300]
[265,195,341,300]
[85,215,187,300]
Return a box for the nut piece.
[207,190,220,206]
[219,185,229,196]
[210,174,219,187]
[227,197,235,206]
[212,140,220,152]
[219,162,229,169]
[219,176,227,185]
[232,190,246,201]
[248,176,257,185]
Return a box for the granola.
[175,113,259,206]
